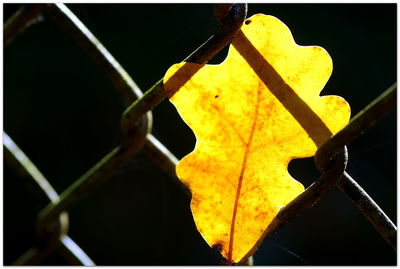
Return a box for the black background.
[4,3,396,265]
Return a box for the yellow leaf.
[163,14,350,264]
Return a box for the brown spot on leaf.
[212,243,223,252]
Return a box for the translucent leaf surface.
[163,14,351,264]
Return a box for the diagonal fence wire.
[320,84,397,250]
[3,3,48,46]
[339,172,396,250]
[3,132,95,265]
[35,2,247,239]
[3,3,397,265]
[4,3,247,264]
[264,83,397,251]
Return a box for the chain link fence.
[4,3,396,265]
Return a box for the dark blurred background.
[3,3,396,265]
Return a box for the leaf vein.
[227,80,263,263]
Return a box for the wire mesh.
[3,3,397,265]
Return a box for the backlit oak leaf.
[163,14,350,264]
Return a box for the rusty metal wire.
[35,4,152,239]
[45,3,146,104]
[321,83,397,250]
[263,83,397,251]
[262,146,348,241]
[43,3,189,197]
[315,83,396,171]
[266,83,397,250]
[338,172,396,250]
[3,133,95,265]
[3,4,48,46]
[35,3,246,238]
[3,3,396,265]
[4,3,247,265]
[120,3,248,133]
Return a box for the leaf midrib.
[227,84,262,263]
